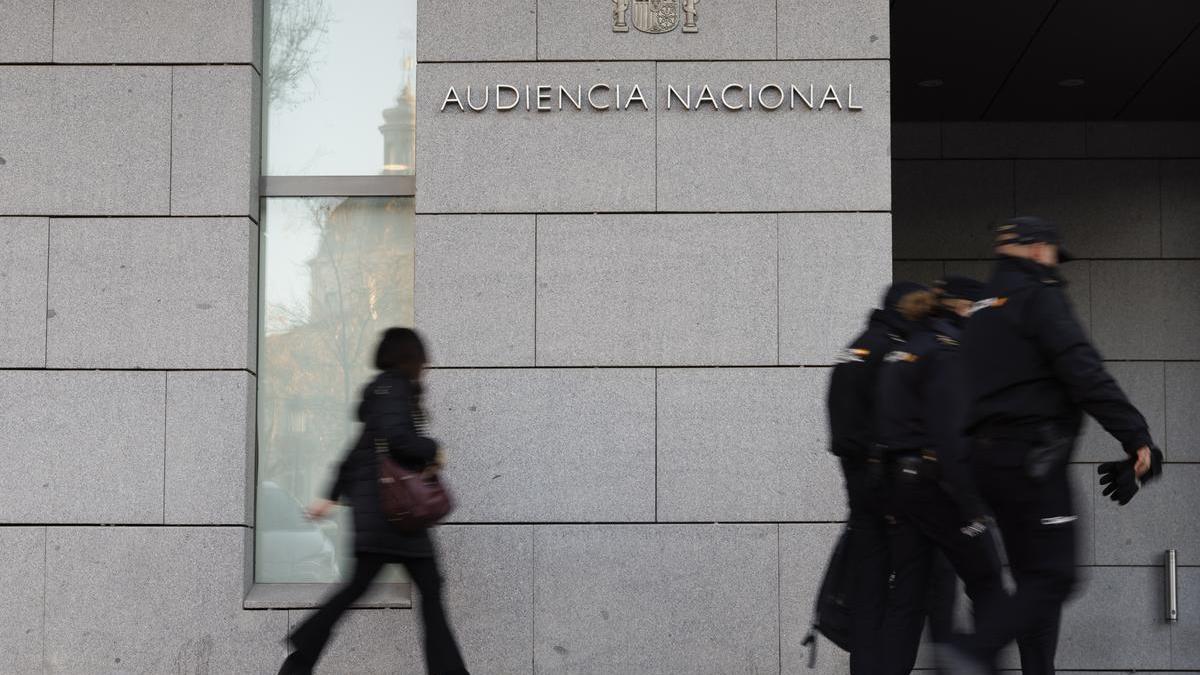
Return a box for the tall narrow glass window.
[257,0,418,584]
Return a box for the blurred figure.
[827,281,932,673]
[951,217,1162,675]
[875,278,1004,674]
[280,328,469,675]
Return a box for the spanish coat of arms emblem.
[613,0,698,34]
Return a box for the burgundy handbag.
[375,439,455,530]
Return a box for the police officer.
[953,217,1163,674]
[874,277,1005,674]
[827,281,931,674]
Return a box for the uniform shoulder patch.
[884,350,919,363]
[969,296,1007,315]
[835,347,870,363]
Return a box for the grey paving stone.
[942,122,1086,158]
[780,212,892,365]
[0,371,164,523]
[1015,160,1160,259]
[414,215,535,367]
[287,608,421,674]
[47,217,257,369]
[1163,160,1200,257]
[657,60,890,212]
[1092,260,1200,360]
[53,0,259,64]
[533,524,778,674]
[1174,567,1200,669]
[779,524,848,673]
[438,525,534,674]
[44,527,285,673]
[419,0,535,61]
[537,0,775,60]
[166,371,255,526]
[657,368,845,521]
[778,0,889,59]
[1085,122,1200,158]
[536,213,777,366]
[0,527,44,674]
[424,369,655,522]
[1056,566,1171,670]
[172,66,260,219]
[0,0,52,61]
[416,62,655,213]
[1093,464,1200,566]
[892,122,942,159]
[1166,362,1200,463]
[0,66,171,215]
[1071,463,1098,567]
[0,217,47,367]
[893,161,1014,259]
[1076,362,1165,463]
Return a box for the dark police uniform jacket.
[875,316,984,518]
[827,308,912,461]
[964,256,1152,456]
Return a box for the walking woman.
[280,328,469,675]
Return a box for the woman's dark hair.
[374,327,428,380]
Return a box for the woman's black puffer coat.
[327,371,438,558]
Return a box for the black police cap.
[934,275,986,302]
[995,216,1073,262]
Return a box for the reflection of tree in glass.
[260,198,414,509]
[266,0,332,108]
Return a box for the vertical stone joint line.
[49,0,56,62]
[653,368,659,522]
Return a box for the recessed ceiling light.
[917,79,944,88]
[1058,78,1086,88]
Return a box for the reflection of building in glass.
[260,197,414,509]
[380,56,416,175]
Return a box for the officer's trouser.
[880,456,1005,675]
[969,438,1079,675]
[925,552,959,672]
[840,457,890,675]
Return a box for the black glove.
[1099,446,1165,506]
[1098,460,1139,505]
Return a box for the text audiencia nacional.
[440,83,865,113]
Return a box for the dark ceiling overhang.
[891,0,1200,121]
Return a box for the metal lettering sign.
[614,0,698,34]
